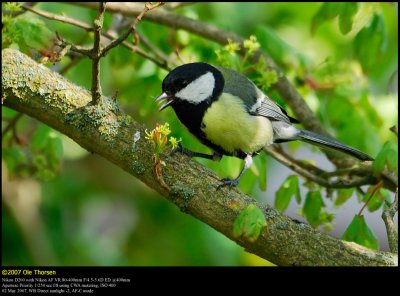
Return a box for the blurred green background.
[2,2,398,266]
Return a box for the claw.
[170,144,218,160]
[216,177,239,189]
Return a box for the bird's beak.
[155,92,174,111]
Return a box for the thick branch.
[2,49,397,266]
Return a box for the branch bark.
[382,189,398,253]
[2,49,397,266]
[91,2,107,104]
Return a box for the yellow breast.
[201,93,273,155]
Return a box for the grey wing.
[217,66,259,106]
[253,88,302,141]
[253,88,296,124]
[216,66,299,124]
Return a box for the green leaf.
[2,2,22,12]
[338,2,358,35]
[354,14,387,73]
[303,191,324,228]
[386,142,398,172]
[47,135,64,169]
[31,124,52,151]
[358,94,383,129]
[233,204,267,243]
[30,125,64,181]
[362,186,381,212]
[334,188,354,206]
[2,147,27,177]
[341,215,378,250]
[365,188,391,212]
[293,178,301,204]
[256,154,267,191]
[311,2,343,35]
[274,175,301,213]
[373,141,398,175]
[372,147,387,174]
[319,211,335,224]
[13,15,54,50]
[325,95,381,155]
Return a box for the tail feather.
[298,129,373,161]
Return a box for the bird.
[155,62,373,188]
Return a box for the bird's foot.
[217,177,239,189]
[170,143,192,157]
[170,143,218,161]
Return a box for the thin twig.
[358,181,383,216]
[137,31,174,68]
[265,146,376,189]
[101,2,165,57]
[27,2,164,104]
[91,2,107,104]
[382,189,398,253]
[23,4,94,31]
[320,165,372,178]
[272,145,326,175]
[55,33,92,56]
[24,5,169,70]
[2,113,23,137]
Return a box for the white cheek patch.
[175,72,215,104]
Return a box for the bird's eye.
[176,79,188,88]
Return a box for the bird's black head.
[156,62,224,111]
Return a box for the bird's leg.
[171,143,222,161]
[217,154,253,189]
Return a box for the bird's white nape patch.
[175,72,215,104]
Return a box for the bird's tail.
[298,129,373,161]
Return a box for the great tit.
[155,62,373,187]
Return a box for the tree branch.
[136,31,175,68]
[91,2,107,104]
[2,48,397,266]
[100,2,164,57]
[22,4,94,31]
[382,189,398,253]
[265,146,388,190]
[24,3,170,71]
